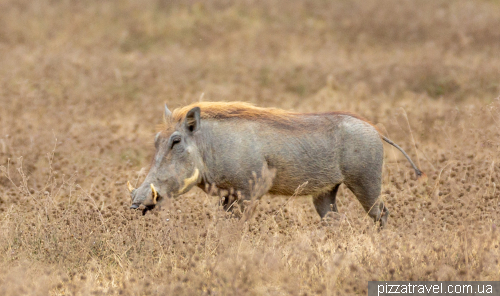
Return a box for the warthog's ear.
[164,104,172,121]
[185,107,200,133]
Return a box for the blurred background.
[0,1,499,295]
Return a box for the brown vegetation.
[0,0,499,295]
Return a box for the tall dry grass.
[0,0,499,295]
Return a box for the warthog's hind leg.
[378,202,389,228]
[313,184,340,218]
[345,180,388,228]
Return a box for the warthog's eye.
[170,136,181,149]
[167,132,182,151]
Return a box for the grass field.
[1,0,499,295]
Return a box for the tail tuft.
[416,171,428,184]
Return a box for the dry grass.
[0,0,499,295]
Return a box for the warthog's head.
[128,105,203,214]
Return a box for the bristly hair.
[172,102,294,122]
[162,101,379,132]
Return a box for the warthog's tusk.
[178,168,200,194]
[127,181,135,193]
[150,183,158,204]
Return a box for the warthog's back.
[199,112,383,197]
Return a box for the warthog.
[128,102,425,227]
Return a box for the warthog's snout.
[127,181,161,215]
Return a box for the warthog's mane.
[163,101,378,131]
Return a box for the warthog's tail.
[382,136,427,182]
